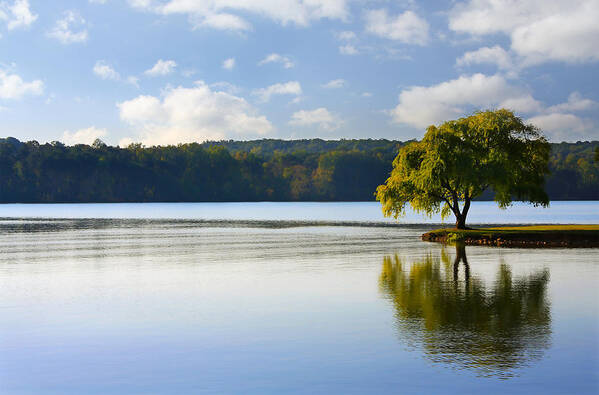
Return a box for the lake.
[1,202,598,394]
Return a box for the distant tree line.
[0,137,597,202]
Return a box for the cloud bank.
[118,81,273,145]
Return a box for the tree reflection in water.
[379,245,551,378]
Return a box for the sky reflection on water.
[0,211,597,394]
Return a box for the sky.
[0,0,598,146]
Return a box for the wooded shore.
[1,137,597,203]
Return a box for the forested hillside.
[0,137,597,202]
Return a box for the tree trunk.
[454,197,471,229]
[455,214,466,230]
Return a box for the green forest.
[0,137,597,203]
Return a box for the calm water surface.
[0,201,598,223]
[0,202,598,394]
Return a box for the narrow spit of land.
[422,225,599,248]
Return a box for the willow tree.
[376,109,550,229]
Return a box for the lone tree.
[376,109,550,229]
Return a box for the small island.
[421,225,599,248]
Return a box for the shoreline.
[422,225,599,248]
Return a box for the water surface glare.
[0,204,598,394]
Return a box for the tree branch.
[431,192,453,209]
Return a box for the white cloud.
[253,81,302,102]
[128,0,152,8]
[126,75,139,87]
[118,81,272,145]
[389,70,597,141]
[119,95,163,124]
[89,0,108,4]
[194,12,251,31]
[289,108,342,131]
[339,44,358,55]
[182,69,197,78]
[527,113,596,142]
[258,53,294,69]
[144,59,177,76]
[336,30,356,41]
[450,0,535,35]
[93,61,140,87]
[322,79,346,89]
[525,92,599,141]
[222,57,235,70]
[47,10,88,44]
[209,81,240,94]
[118,137,135,147]
[456,45,513,71]
[390,73,540,129]
[336,30,359,55]
[364,9,429,45]
[547,92,598,113]
[0,67,43,99]
[62,126,108,145]
[499,95,543,113]
[128,0,349,31]
[449,0,599,65]
[0,0,37,30]
[93,60,120,80]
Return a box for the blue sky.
[0,0,598,146]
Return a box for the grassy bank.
[422,225,599,248]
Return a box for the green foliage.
[376,110,551,228]
[546,142,599,199]
[0,135,596,203]
[445,232,466,243]
[0,138,397,202]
